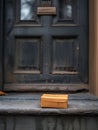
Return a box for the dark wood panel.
[4,0,88,90]
[4,72,85,84]
[0,0,3,90]
[52,37,79,75]
[14,38,41,74]
[14,26,80,36]
[5,0,14,36]
[4,84,88,92]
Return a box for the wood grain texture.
[4,0,88,91]
[0,0,3,90]
[41,94,68,108]
[4,84,88,92]
[37,7,56,15]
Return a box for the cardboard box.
[41,94,68,109]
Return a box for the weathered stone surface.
[0,93,98,130]
[0,115,98,130]
[0,93,97,115]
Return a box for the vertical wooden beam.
[0,0,3,90]
[95,0,98,95]
[89,0,95,94]
[89,0,98,96]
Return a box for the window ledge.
[0,93,98,115]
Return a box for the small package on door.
[41,94,68,109]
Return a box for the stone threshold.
[0,93,98,115]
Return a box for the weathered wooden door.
[4,0,88,91]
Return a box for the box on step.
[41,94,68,109]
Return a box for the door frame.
[1,0,98,95]
[89,0,98,95]
[0,0,4,90]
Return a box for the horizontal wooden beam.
[4,84,88,92]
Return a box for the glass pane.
[20,0,36,20]
[59,0,72,20]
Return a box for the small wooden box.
[37,7,56,15]
[41,94,68,109]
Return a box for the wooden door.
[4,0,88,91]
